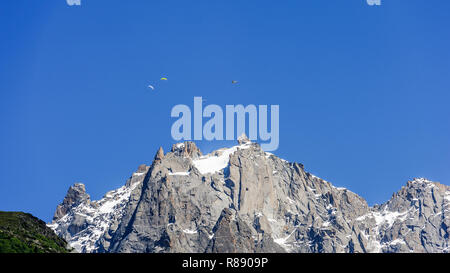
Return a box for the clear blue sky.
[1,0,449,222]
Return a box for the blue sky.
[1,0,449,222]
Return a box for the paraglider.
[147,77,242,93]
[147,76,167,91]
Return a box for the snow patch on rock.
[192,143,251,174]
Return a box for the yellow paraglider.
[160,77,168,81]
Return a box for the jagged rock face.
[154,147,165,163]
[354,179,450,252]
[48,166,149,253]
[48,140,450,253]
[205,208,285,253]
[53,183,90,221]
[171,141,203,158]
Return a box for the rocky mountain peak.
[404,177,449,193]
[137,164,147,173]
[48,168,149,252]
[392,177,448,201]
[53,183,90,221]
[49,141,450,253]
[171,141,202,158]
[237,133,251,145]
[153,147,165,163]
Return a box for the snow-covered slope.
[48,166,148,252]
[192,143,251,174]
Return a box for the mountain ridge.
[48,138,450,253]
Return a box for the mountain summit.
[48,139,450,253]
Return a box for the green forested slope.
[0,211,69,253]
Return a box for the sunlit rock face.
[49,139,450,253]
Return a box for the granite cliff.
[49,136,450,253]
